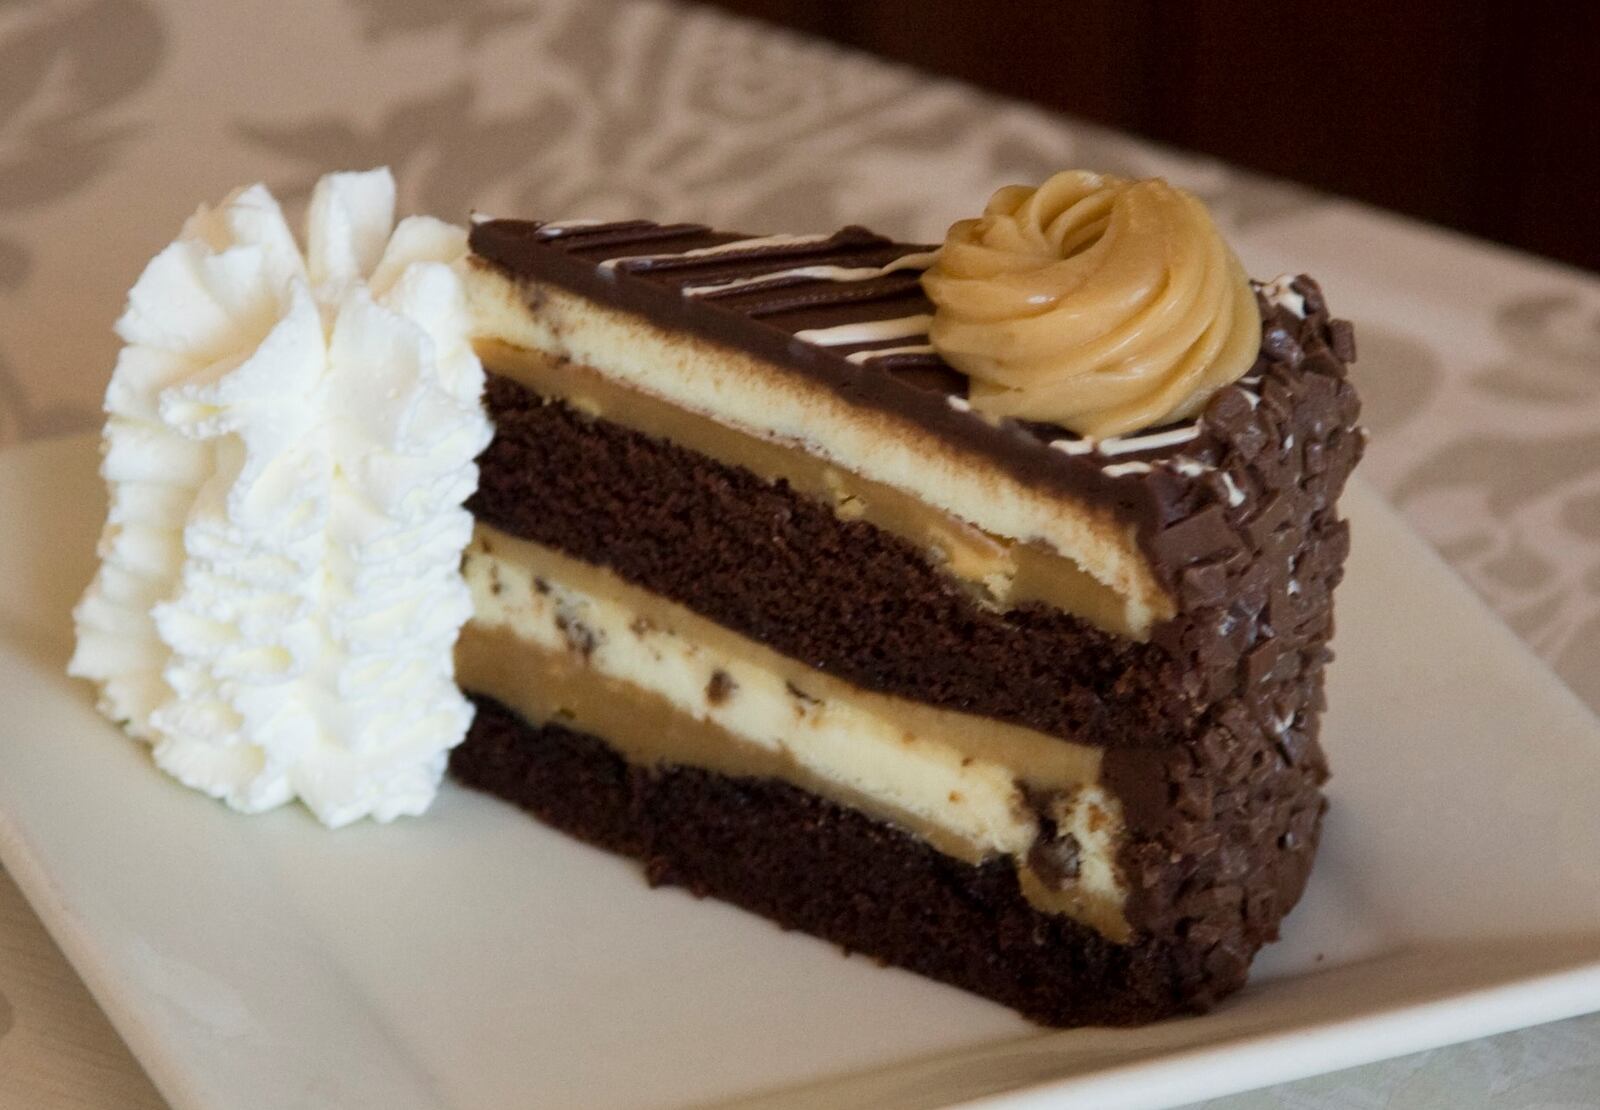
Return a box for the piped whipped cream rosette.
[69,168,492,827]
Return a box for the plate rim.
[3,432,1599,1110]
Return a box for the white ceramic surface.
[1,433,1598,1110]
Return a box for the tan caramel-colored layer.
[479,339,1137,635]
[467,263,1177,634]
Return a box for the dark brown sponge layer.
[450,695,1254,1027]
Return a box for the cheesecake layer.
[458,526,1130,935]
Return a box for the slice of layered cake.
[452,171,1362,1025]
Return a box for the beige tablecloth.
[1,0,1597,1106]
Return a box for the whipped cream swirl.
[69,169,491,827]
[923,170,1262,438]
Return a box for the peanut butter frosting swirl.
[923,170,1262,438]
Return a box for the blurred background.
[704,0,1600,273]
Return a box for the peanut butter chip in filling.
[923,170,1262,438]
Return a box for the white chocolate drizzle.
[846,343,937,364]
[534,218,608,238]
[1221,472,1246,506]
[793,314,933,347]
[599,232,842,274]
[1049,437,1097,456]
[681,250,938,298]
[1260,275,1307,317]
[1102,461,1153,478]
[1096,425,1201,456]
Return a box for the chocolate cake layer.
[452,695,1248,1026]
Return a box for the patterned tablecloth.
[1,0,1597,1106]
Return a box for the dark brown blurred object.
[703,0,1600,273]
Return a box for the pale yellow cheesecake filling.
[457,526,1132,939]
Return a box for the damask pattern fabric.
[0,0,1596,1106]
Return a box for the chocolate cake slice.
[451,172,1362,1026]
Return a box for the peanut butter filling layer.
[468,266,1176,636]
[478,339,1138,637]
[458,526,1132,939]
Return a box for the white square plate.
[2,434,1598,1110]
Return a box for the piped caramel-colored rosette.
[922,170,1262,439]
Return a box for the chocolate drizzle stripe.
[1098,426,1202,455]
[793,314,932,346]
[598,231,847,274]
[737,276,928,320]
[847,343,937,364]
[681,250,938,299]
[545,222,716,255]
